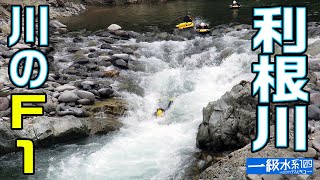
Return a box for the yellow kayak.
[196,29,210,33]
[176,22,195,30]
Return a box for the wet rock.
[101,43,112,49]
[0,97,9,111]
[58,91,79,103]
[196,81,258,151]
[112,59,128,69]
[75,90,95,102]
[73,37,84,43]
[308,105,320,120]
[87,117,122,134]
[108,24,122,32]
[98,88,114,98]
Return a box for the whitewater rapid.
[39,28,255,180]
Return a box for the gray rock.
[88,53,99,58]
[308,105,320,120]
[58,91,79,103]
[86,63,98,70]
[43,100,58,113]
[91,71,105,78]
[23,116,89,146]
[101,43,112,49]
[55,85,77,92]
[122,47,134,54]
[76,58,90,64]
[101,37,116,44]
[98,88,114,98]
[87,117,122,134]
[112,59,128,69]
[303,147,318,158]
[75,90,95,102]
[0,97,9,111]
[196,81,258,151]
[77,99,92,105]
[311,93,320,105]
[312,133,320,152]
[81,81,94,90]
[100,31,111,37]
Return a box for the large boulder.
[196,81,259,151]
[0,121,25,154]
[22,116,89,146]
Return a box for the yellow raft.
[196,29,210,33]
[176,22,195,30]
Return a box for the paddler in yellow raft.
[176,12,195,30]
[196,22,210,34]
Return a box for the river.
[1,0,319,179]
[61,0,320,32]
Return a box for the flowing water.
[61,0,320,32]
[1,0,320,179]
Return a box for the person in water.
[183,12,193,22]
[197,22,209,29]
[155,99,174,117]
[232,0,240,6]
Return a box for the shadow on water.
[61,0,320,32]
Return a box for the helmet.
[200,22,206,26]
[156,109,164,117]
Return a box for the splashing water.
[42,28,255,180]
